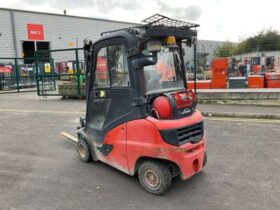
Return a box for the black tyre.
[203,152,207,167]
[77,138,92,162]
[138,161,172,195]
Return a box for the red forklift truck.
[77,14,207,195]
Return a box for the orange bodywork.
[264,73,280,88]
[252,65,260,74]
[247,75,264,88]
[101,111,205,180]
[211,58,228,89]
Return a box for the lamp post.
[193,39,197,94]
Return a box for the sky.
[1,0,280,42]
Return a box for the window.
[143,47,184,94]
[108,45,129,87]
[94,47,109,88]
[94,45,129,88]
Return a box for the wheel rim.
[78,143,86,158]
[144,169,160,187]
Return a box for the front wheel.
[138,161,172,195]
[77,138,92,162]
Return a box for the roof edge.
[0,7,140,26]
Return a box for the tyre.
[138,161,172,195]
[77,138,92,162]
[203,152,207,167]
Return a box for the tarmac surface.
[198,103,280,119]
[198,103,280,116]
[0,92,280,210]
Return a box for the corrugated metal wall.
[15,10,137,62]
[0,8,224,64]
[0,8,137,62]
[0,9,15,58]
[184,40,225,64]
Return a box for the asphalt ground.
[0,92,280,210]
[198,104,280,119]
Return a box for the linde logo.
[27,24,44,40]
[180,108,191,115]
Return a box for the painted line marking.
[61,132,78,143]
[1,108,279,124]
[0,108,83,115]
[205,117,280,124]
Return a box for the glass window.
[108,45,130,87]
[94,47,109,88]
[94,45,130,88]
[143,47,184,94]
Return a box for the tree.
[235,29,280,55]
[214,29,280,57]
[214,41,237,57]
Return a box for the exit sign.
[27,24,44,40]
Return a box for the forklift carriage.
[77,14,207,195]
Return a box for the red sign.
[96,57,108,80]
[0,66,12,73]
[27,24,44,40]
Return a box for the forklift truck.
[77,14,207,195]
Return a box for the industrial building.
[0,7,224,63]
[0,7,137,62]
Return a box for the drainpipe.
[10,9,18,58]
[10,9,20,92]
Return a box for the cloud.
[157,2,202,22]
[22,0,93,8]
[22,0,140,12]
[94,0,139,11]
[21,0,201,21]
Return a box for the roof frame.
[142,14,199,29]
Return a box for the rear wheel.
[138,161,172,195]
[77,138,92,162]
[203,152,207,167]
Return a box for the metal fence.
[5,45,274,97]
[35,48,86,98]
[0,57,37,94]
[1,48,86,97]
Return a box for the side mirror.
[132,53,157,69]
